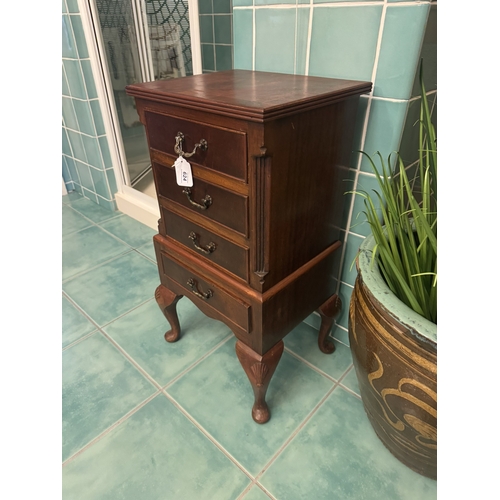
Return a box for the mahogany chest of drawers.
[126,70,371,423]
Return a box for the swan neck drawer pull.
[174,131,208,158]
[189,232,216,254]
[182,187,212,210]
[187,278,213,300]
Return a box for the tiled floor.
[62,192,437,499]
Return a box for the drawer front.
[162,208,248,281]
[145,111,247,181]
[159,249,251,332]
[154,162,248,236]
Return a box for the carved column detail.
[252,148,271,284]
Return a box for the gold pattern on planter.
[349,274,437,480]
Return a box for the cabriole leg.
[235,340,284,424]
[317,293,342,354]
[155,284,183,343]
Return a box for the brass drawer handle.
[187,278,213,300]
[182,187,212,210]
[189,231,216,254]
[174,131,208,158]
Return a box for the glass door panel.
[94,0,194,190]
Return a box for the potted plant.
[348,64,437,480]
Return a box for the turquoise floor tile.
[340,366,361,397]
[260,386,437,500]
[62,204,92,236]
[285,321,353,380]
[63,195,119,224]
[62,294,97,348]
[100,214,156,249]
[62,226,130,281]
[167,338,334,475]
[103,298,232,386]
[62,394,251,500]
[62,333,156,462]
[135,241,156,262]
[63,251,159,327]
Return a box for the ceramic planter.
[348,234,437,479]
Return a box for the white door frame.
[78,0,202,229]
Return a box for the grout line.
[237,482,275,500]
[96,297,156,330]
[304,0,313,76]
[283,346,337,384]
[162,334,233,391]
[252,382,341,484]
[252,5,256,70]
[62,390,161,467]
[160,390,255,481]
[62,248,134,285]
[62,329,99,352]
[99,329,163,390]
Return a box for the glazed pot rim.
[357,234,437,345]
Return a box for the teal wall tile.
[215,45,233,71]
[65,156,79,183]
[361,98,408,173]
[106,168,118,196]
[72,99,96,136]
[62,15,78,59]
[199,0,213,14]
[340,168,356,230]
[82,135,103,169]
[75,160,94,191]
[89,167,111,199]
[335,284,353,333]
[62,0,66,13]
[255,8,295,74]
[233,0,252,6]
[309,6,382,81]
[67,130,87,163]
[349,95,370,168]
[398,96,421,165]
[411,3,437,95]
[374,4,430,99]
[62,155,71,183]
[233,9,253,69]
[82,188,98,203]
[98,137,113,169]
[62,66,70,96]
[81,60,97,99]
[214,0,232,12]
[89,100,105,136]
[96,197,117,211]
[314,0,378,2]
[200,15,214,43]
[62,128,72,156]
[214,15,232,44]
[70,15,89,59]
[66,0,79,13]
[256,0,294,4]
[63,60,87,99]
[295,7,310,75]
[202,44,215,71]
[350,172,381,237]
[341,233,364,286]
[62,97,79,131]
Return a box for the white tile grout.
[62,391,161,467]
[160,390,256,481]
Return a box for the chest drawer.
[161,208,249,281]
[158,246,251,332]
[145,111,247,181]
[153,162,248,236]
